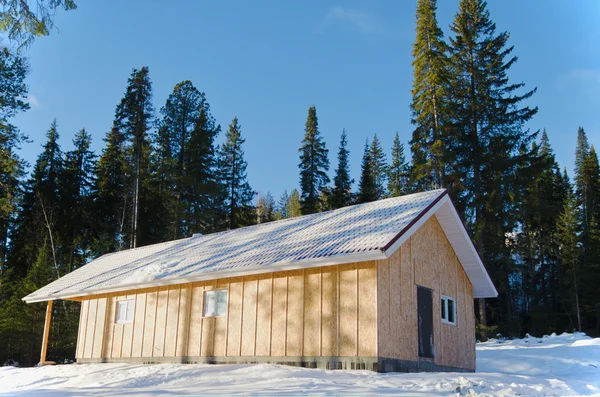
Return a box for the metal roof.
[23,189,497,303]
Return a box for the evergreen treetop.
[410,0,450,190]
[329,129,353,209]
[388,132,410,197]
[298,105,329,215]
[369,133,387,200]
[357,139,377,204]
[219,117,254,229]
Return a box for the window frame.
[441,295,457,326]
[202,289,229,318]
[115,298,135,324]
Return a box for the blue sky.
[13,0,600,200]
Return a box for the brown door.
[417,286,434,358]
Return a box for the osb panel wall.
[75,262,378,360]
[377,215,476,370]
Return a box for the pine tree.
[357,139,377,203]
[410,0,451,190]
[369,133,387,200]
[287,189,302,218]
[298,105,329,214]
[329,129,353,209]
[388,132,410,197]
[114,66,154,249]
[448,0,538,339]
[218,117,255,229]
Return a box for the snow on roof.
[23,189,497,303]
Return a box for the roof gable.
[23,189,497,302]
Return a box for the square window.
[116,299,134,324]
[203,290,228,317]
[441,296,457,326]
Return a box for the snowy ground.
[1,332,599,396]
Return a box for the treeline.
[0,0,599,367]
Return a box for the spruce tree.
[114,66,154,249]
[514,131,568,334]
[578,146,600,333]
[448,0,538,339]
[93,126,128,254]
[2,120,80,366]
[357,139,377,203]
[276,190,289,219]
[329,129,353,209]
[59,128,96,274]
[0,46,29,268]
[7,120,62,280]
[218,117,255,229]
[183,92,222,234]
[287,189,302,218]
[155,80,207,239]
[574,127,590,194]
[557,190,582,331]
[410,0,450,190]
[298,105,329,214]
[264,192,275,222]
[388,132,410,197]
[369,133,387,200]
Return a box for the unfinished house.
[24,189,497,372]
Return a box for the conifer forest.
[0,0,599,366]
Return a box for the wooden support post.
[40,300,55,366]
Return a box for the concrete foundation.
[77,355,474,373]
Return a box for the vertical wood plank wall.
[75,262,378,361]
[377,215,476,370]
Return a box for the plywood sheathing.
[75,261,378,361]
[377,215,475,370]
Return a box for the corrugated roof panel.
[23,189,495,302]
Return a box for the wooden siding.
[377,215,476,370]
[75,262,378,360]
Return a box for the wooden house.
[24,189,497,372]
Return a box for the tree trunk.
[574,271,582,332]
[131,138,141,249]
[478,298,488,341]
[469,48,487,341]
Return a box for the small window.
[203,290,228,317]
[116,299,135,324]
[441,296,457,325]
